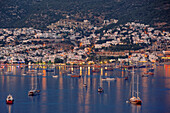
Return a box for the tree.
[24,59,29,64]
[54,58,63,63]
[48,60,52,64]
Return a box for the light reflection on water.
[0,64,170,113]
[7,105,12,113]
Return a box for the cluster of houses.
[0,18,169,64]
[94,22,169,49]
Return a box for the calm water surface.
[0,64,170,113]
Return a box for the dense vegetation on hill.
[0,0,169,31]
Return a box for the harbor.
[0,63,170,113]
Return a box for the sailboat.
[148,62,155,74]
[129,68,142,105]
[22,67,27,76]
[83,68,87,87]
[104,64,114,71]
[70,68,81,78]
[143,66,154,76]
[98,74,104,92]
[52,66,58,78]
[46,65,54,72]
[37,65,43,76]
[124,68,128,80]
[28,71,40,96]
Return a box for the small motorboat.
[71,74,81,78]
[98,87,104,92]
[22,73,27,76]
[104,67,114,71]
[148,72,154,75]
[142,74,149,77]
[37,73,43,76]
[27,70,37,73]
[92,69,100,73]
[143,72,154,76]
[28,90,37,96]
[67,73,72,76]
[5,71,12,75]
[52,75,58,78]
[68,73,81,77]
[6,94,14,104]
[46,69,54,72]
[149,68,154,72]
[83,83,87,87]
[125,76,128,80]
[101,78,116,81]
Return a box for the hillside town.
[0,19,170,65]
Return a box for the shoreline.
[0,62,170,67]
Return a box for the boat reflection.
[131,104,142,113]
[7,105,12,113]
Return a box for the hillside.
[0,0,169,31]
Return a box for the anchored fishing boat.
[6,94,14,104]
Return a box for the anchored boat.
[129,68,142,105]
[6,94,14,104]
[28,71,40,96]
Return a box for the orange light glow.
[42,70,47,90]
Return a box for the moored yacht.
[129,96,142,105]
[28,72,40,96]
[129,68,142,105]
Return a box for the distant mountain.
[0,0,169,31]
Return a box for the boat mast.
[100,70,102,87]
[54,65,55,75]
[31,73,34,90]
[84,68,87,84]
[35,71,37,90]
[137,74,139,98]
[99,73,101,87]
[132,67,134,97]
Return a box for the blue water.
[0,65,170,113]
